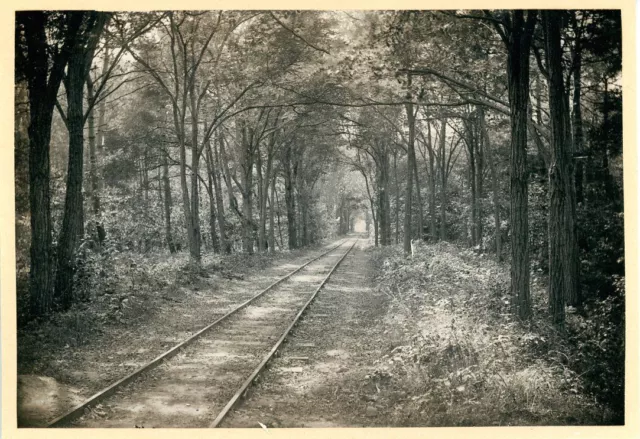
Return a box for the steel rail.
[47,239,351,428]
[210,238,358,428]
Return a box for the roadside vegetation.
[370,242,623,425]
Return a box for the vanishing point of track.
[48,237,359,428]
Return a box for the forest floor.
[17,238,615,427]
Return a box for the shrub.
[566,277,625,423]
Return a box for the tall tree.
[283,142,299,249]
[15,11,85,316]
[543,10,578,326]
[54,12,110,310]
[570,12,586,206]
[417,120,437,242]
[489,10,538,320]
[204,140,221,253]
[403,75,417,254]
[212,133,231,254]
[85,42,109,244]
[479,108,503,261]
[162,150,177,253]
[436,118,462,241]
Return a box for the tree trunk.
[346,206,351,232]
[377,174,385,246]
[506,10,536,320]
[178,133,193,253]
[571,12,585,211]
[393,149,400,244]
[532,74,550,168]
[439,118,448,241]
[465,118,478,247]
[363,165,378,246]
[19,11,86,317]
[295,163,303,245]
[544,10,578,324]
[412,139,424,242]
[212,135,230,254]
[239,123,255,254]
[377,146,391,246]
[162,152,177,253]
[93,45,109,244]
[143,150,150,204]
[96,44,109,153]
[241,183,253,253]
[55,46,87,310]
[257,140,273,252]
[283,146,297,249]
[188,146,201,262]
[601,78,616,198]
[480,108,502,261]
[53,9,109,309]
[23,26,58,315]
[27,97,55,316]
[204,142,220,253]
[275,179,284,249]
[476,116,484,248]
[373,205,379,247]
[301,196,309,247]
[86,76,103,245]
[384,152,392,244]
[426,122,437,241]
[403,83,416,254]
[338,197,346,235]
[268,175,276,252]
[256,150,265,252]
[188,80,202,264]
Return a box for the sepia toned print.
[14,10,624,428]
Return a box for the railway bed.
[49,238,359,428]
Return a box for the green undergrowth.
[369,242,618,426]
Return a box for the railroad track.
[49,237,359,428]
